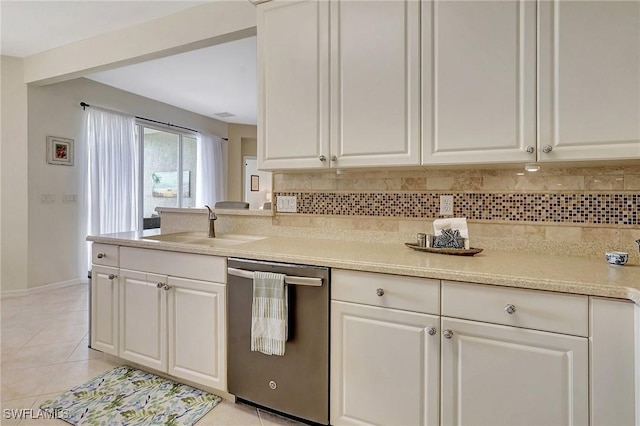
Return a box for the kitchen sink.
[143,232,266,247]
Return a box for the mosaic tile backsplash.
[275,192,639,225]
[273,165,640,226]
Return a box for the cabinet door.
[167,277,226,391]
[119,269,167,371]
[441,317,588,426]
[590,297,640,426]
[538,1,640,161]
[257,0,330,170]
[422,0,536,165]
[331,0,420,167]
[331,301,439,426]
[91,265,119,355]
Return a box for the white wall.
[27,77,228,289]
[0,56,30,295]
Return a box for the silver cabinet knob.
[542,144,553,153]
[319,155,327,162]
[504,304,516,315]
[163,284,172,291]
[156,282,165,289]
[96,253,106,259]
[524,145,535,154]
[443,329,454,339]
[376,288,384,297]
[330,155,337,162]
[427,325,437,336]
[108,274,117,280]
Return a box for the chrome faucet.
[204,205,217,238]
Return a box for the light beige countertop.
[156,207,274,216]
[88,230,640,305]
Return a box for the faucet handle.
[204,205,217,220]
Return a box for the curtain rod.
[79,102,229,140]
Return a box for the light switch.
[40,194,56,204]
[62,194,77,204]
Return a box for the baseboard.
[0,288,29,298]
[0,278,87,298]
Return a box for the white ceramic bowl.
[605,251,629,265]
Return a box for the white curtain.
[85,107,139,237]
[196,133,226,207]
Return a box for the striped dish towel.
[251,271,287,356]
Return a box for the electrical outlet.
[440,195,454,215]
[276,196,297,213]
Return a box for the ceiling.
[0,1,257,125]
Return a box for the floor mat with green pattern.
[40,365,221,425]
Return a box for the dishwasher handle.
[227,267,323,287]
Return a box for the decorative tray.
[405,243,483,256]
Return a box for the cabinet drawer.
[120,247,226,283]
[92,243,119,267]
[332,269,440,315]
[441,281,588,337]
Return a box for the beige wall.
[227,124,257,201]
[0,56,29,294]
[241,137,257,159]
[25,77,227,289]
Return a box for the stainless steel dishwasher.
[227,258,330,425]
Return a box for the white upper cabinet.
[423,0,640,165]
[258,0,420,170]
[330,0,420,168]
[257,0,330,170]
[422,0,537,165]
[538,0,640,161]
[259,0,639,169]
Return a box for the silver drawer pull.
[443,329,454,339]
[96,253,106,259]
[427,325,437,336]
[157,282,165,289]
[108,274,117,280]
[504,304,517,315]
[227,268,323,287]
[376,288,384,297]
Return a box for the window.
[136,124,198,229]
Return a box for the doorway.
[243,157,272,209]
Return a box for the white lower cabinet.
[90,244,227,393]
[590,297,640,426]
[440,281,589,426]
[440,317,588,426]
[119,269,167,372]
[90,265,119,355]
[330,270,441,426]
[331,301,440,426]
[118,268,227,392]
[168,276,226,390]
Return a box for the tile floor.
[1,283,301,425]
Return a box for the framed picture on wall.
[251,175,259,191]
[46,136,74,166]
